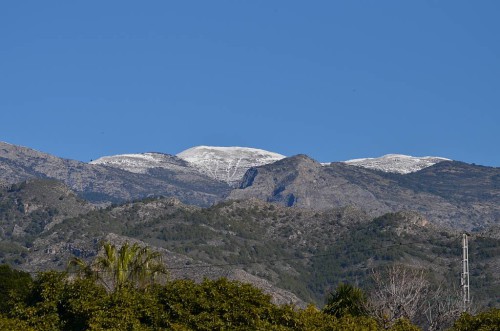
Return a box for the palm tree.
[68,242,168,291]
[323,283,368,318]
[67,256,98,281]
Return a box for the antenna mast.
[461,233,470,312]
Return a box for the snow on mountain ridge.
[177,146,285,186]
[90,152,191,174]
[342,154,451,174]
[91,147,448,181]
[90,146,286,186]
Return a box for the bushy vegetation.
[323,283,368,318]
[1,261,499,331]
[451,308,500,331]
[0,264,33,313]
[0,266,386,330]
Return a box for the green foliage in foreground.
[1,264,498,330]
[323,283,368,318]
[450,308,500,331]
[0,269,418,331]
[0,264,33,313]
[68,242,168,292]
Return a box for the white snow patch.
[177,146,285,185]
[90,152,190,174]
[341,154,451,174]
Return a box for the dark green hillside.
[28,197,500,307]
[307,213,500,307]
[0,174,497,307]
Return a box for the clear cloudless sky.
[1,1,499,166]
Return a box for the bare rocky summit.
[231,155,389,215]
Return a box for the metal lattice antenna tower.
[461,233,470,312]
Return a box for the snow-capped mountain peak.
[89,146,285,185]
[177,146,285,186]
[342,154,451,174]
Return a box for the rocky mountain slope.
[13,192,303,306]
[0,142,229,206]
[177,146,285,186]
[0,180,301,305]
[0,179,93,238]
[229,155,500,230]
[343,154,450,174]
[0,179,95,265]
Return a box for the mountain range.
[3,142,496,230]
[91,146,449,183]
[0,141,499,307]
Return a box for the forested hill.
[2,184,499,308]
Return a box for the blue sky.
[1,1,499,166]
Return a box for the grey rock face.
[0,179,94,241]
[229,155,500,230]
[232,155,389,215]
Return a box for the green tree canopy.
[450,308,500,331]
[0,264,32,313]
[68,241,168,291]
[323,283,368,318]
